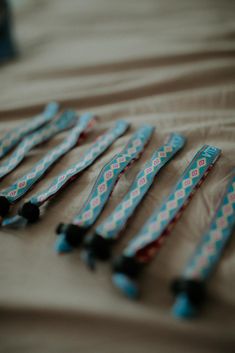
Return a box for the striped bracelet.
[0,112,96,220]
[55,125,154,254]
[1,120,129,228]
[171,168,235,319]
[0,110,77,180]
[0,102,59,159]
[112,145,221,299]
[82,133,186,269]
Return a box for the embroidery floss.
[1,120,129,228]
[0,102,59,159]
[0,110,77,180]
[171,169,235,319]
[82,133,186,269]
[112,145,221,299]
[0,112,96,220]
[55,125,154,255]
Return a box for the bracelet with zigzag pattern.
[1,120,129,228]
[0,109,77,180]
[171,169,235,319]
[0,112,96,219]
[112,144,221,299]
[0,102,59,159]
[82,133,186,269]
[55,125,154,254]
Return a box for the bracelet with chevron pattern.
[55,125,154,254]
[1,120,129,228]
[171,169,235,319]
[0,110,77,180]
[0,102,59,159]
[82,133,186,269]
[112,145,221,299]
[0,112,96,220]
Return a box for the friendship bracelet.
[1,120,129,228]
[55,125,154,254]
[0,102,59,159]
[0,110,77,180]
[0,112,95,219]
[171,169,235,319]
[112,145,221,299]
[82,133,186,269]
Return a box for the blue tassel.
[112,273,139,299]
[172,293,197,319]
[55,234,73,253]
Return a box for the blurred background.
[1,0,235,113]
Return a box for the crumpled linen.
[0,0,235,352]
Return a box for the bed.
[0,0,235,352]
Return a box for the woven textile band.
[0,102,59,159]
[82,133,186,269]
[1,120,129,228]
[55,125,154,254]
[97,133,185,240]
[112,145,221,299]
[171,169,235,318]
[0,113,95,219]
[0,110,77,180]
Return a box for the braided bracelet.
[112,145,221,299]
[55,125,154,254]
[0,110,77,180]
[171,169,235,319]
[1,120,129,228]
[0,102,59,159]
[82,133,186,269]
[0,112,95,220]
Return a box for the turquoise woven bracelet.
[1,120,129,228]
[82,133,186,269]
[55,125,154,254]
[112,145,221,299]
[0,112,95,220]
[171,168,235,319]
[0,109,77,180]
[0,102,59,159]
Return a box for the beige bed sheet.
[0,0,235,352]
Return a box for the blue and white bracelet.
[55,125,154,254]
[1,120,129,228]
[0,102,59,159]
[171,168,235,319]
[0,109,77,180]
[112,145,221,299]
[82,133,186,269]
[0,112,95,220]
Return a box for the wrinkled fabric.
[0,0,235,352]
